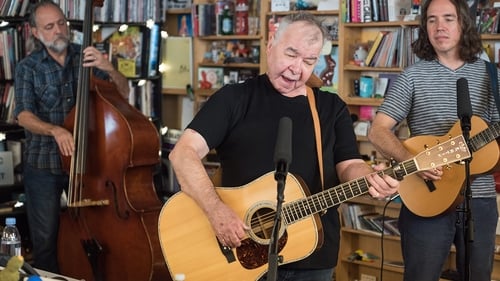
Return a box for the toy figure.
[0,255,23,281]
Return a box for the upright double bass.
[57,1,170,280]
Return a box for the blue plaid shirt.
[14,43,108,174]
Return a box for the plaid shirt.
[14,43,108,174]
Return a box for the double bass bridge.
[68,199,110,208]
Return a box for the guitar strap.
[486,61,500,116]
[306,86,325,191]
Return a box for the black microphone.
[456,77,472,132]
[274,117,292,180]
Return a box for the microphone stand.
[267,161,287,281]
[461,116,473,281]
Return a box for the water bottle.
[1,217,22,256]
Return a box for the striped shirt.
[14,44,108,174]
[378,59,500,198]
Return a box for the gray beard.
[46,38,69,54]
[38,34,69,54]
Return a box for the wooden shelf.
[198,35,262,40]
[344,20,419,27]
[344,96,384,106]
[267,10,339,16]
[198,62,260,69]
[162,88,189,95]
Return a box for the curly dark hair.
[411,0,482,62]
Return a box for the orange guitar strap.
[306,86,324,191]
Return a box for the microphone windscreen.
[273,117,293,165]
[456,77,472,119]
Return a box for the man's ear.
[31,27,39,40]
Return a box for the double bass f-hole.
[105,180,130,220]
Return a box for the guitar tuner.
[389,159,405,181]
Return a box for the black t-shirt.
[188,74,362,269]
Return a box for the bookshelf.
[338,196,500,281]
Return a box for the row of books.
[363,26,419,68]
[0,79,158,125]
[54,0,166,22]
[128,80,158,118]
[0,0,30,17]
[340,203,400,236]
[191,3,219,36]
[343,0,413,23]
[0,24,32,81]
[0,83,15,124]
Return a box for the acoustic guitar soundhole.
[237,207,288,269]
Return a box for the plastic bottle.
[220,5,233,35]
[1,217,22,257]
[235,0,249,35]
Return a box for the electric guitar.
[158,136,470,281]
[400,116,500,217]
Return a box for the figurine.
[0,255,24,281]
[353,46,368,66]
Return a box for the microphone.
[456,77,472,132]
[273,117,292,181]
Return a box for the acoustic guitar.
[158,135,470,280]
[400,115,500,217]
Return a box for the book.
[378,73,400,94]
[198,67,224,89]
[382,217,400,235]
[177,14,193,36]
[162,36,193,89]
[348,204,376,230]
[168,0,192,10]
[365,31,387,66]
[374,76,389,98]
[362,0,372,22]
[147,23,160,77]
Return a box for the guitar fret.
[329,189,339,205]
[283,206,291,224]
[470,121,500,152]
[309,195,320,214]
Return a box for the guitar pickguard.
[237,232,288,269]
